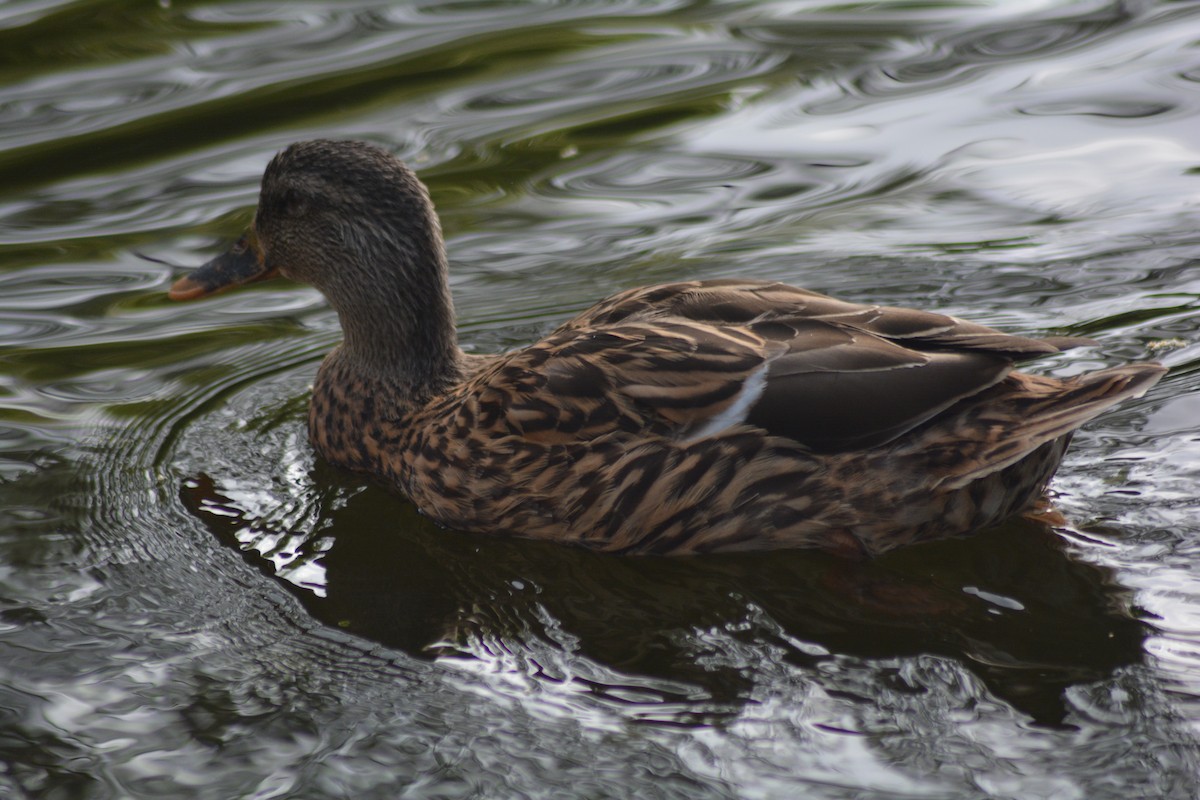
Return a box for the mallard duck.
[169,139,1165,557]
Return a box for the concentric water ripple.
[433,39,786,144]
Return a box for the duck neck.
[327,243,462,406]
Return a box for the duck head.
[171,140,460,389]
[171,139,447,302]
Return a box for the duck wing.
[504,280,1071,452]
[563,279,1070,356]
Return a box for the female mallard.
[170,139,1164,557]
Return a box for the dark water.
[2,0,1199,797]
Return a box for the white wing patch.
[683,362,772,443]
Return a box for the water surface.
[1,1,1199,797]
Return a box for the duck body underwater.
[170,140,1165,557]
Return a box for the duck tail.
[935,362,1166,489]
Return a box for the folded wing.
[496,280,1074,451]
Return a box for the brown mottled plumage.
[169,139,1166,557]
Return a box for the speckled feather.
[175,140,1166,557]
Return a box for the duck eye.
[280,189,309,218]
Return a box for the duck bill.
[168,234,279,301]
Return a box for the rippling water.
[2,0,1199,797]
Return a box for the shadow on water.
[180,468,1146,729]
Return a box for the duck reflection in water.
[182,471,1146,729]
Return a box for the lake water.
[1,0,1199,797]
